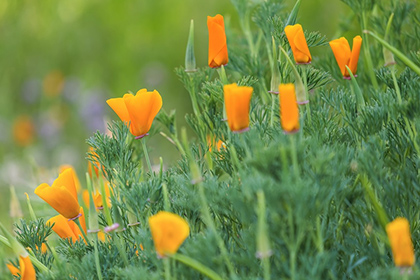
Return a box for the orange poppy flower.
[329,36,362,79]
[149,211,190,257]
[224,83,253,133]
[6,255,36,280]
[106,89,163,139]
[34,168,81,220]
[82,181,112,210]
[284,24,312,64]
[59,165,81,193]
[47,207,87,243]
[279,84,300,133]
[207,14,228,68]
[386,217,415,267]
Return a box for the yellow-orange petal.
[329,37,351,76]
[19,255,36,280]
[59,165,82,193]
[284,24,312,64]
[47,215,78,241]
[123,89,163,137]
[224,83,253,132]
[347,35,362,77]
[279,84,300,132]
[35,183,80,219]
[207,14,229,68]
[149,211,190,257]
[51,168,78,203]
[7,262,20,277]
[106,95,132,125]
[386,217,415,267]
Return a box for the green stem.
[365,30,420,77]
[74,218,91,246]
[361,12,379,89]
[188,75,200,117]
[172,254,223,280]
[93,236,103,280]
[270,94,276,127]
[289,134,299,179]
[141,137,153,174]
[164,257,171,280]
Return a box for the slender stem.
[270,94,276,127]
[93,236,103,280]
[142,137,153,174]
[74,218,91,246]
[164,257,171,280]
[289,134,299,179]
[172,254,223,280]
[361,12,379,89]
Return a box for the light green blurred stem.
[289,134,299,179]
[141,137,153,174]
[162,183,170,212]
[361,12,379,89]
[300,65,312,125]
[188,75,200,117]
[270,95,276,127]
[365,30,420,77]
[164,257,171,280]
[93,236,103,280]
[171,254,223,280]
[345,66,365,111]
[74,218,91,246]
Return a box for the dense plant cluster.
[1,0,420,279]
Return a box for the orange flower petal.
[224,83,253,132]
[59,165,82,193]
[284,24,312,64]
[207,14,229,68]
[348,35,362,77]
[279,84,300,132]
[35,183,80,219]
[329,37,353,77]
[106,95,132,125]
[149,211,190,257]
[52,168,78,202]
[123,89,163,137]
[47,215,78,241]
[386,217,415,267]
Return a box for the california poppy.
[47,207,87,243]
[107,89,163,139]
[149,211,190,257]
[224,83,253,133]
[207,14,228,68]
[7,254,36,280]
[386,217,415,267]
[279,84,300,133]
[329,36,362,79]
[284,24,312,64]
[35,168,81,220]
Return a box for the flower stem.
[164,257,171,280]
[289,134,299,180]
[141,137,153,174]
[172,254,223,280]
[74,218,91,246]
[93,235,103,280]
[361,12,379,89]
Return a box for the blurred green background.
[0,0,350,225]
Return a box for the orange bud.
[329,36,362,79]
[149,211,190,257]
[107,89,163,139]
[284,24,312,64]
[34,169,80,219]
[207,14,229,68]
[279,84,300,133]
[224,83,253,133]
[386,217,415,267]
[7,255,36,280]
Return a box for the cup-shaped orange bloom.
[284,24,312,64]
[386,217,415,267]
[47,208,86,243]
[149,211,190,257]
[207,14,228,68]
[224,83,253,133]
[59,165,81,193]
[279,84,300,133]
[7,255,36,280]
[107,89,163,139]
[47,207,87,243]
[329,36,362,79]
[35,168,80,220]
